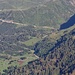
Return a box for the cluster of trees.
[34,37,56,57]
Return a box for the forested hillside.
[2,25,75,75]
[34,14,75,57]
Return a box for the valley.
[0,0,75,75]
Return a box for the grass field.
[21,37,42,46]
[0,51,37,73]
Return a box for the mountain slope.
[2,25,75,75]
[0,0,75,28]
[0,0,75,74]
[34,14,75,57]
[0,0,46,10]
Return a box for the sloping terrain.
[0,21,52,73]
[0,0,48,10]
[0,0,75,28]
[4,26,75,75]
[34,14,75,57]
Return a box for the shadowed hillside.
[60,14,75,30]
